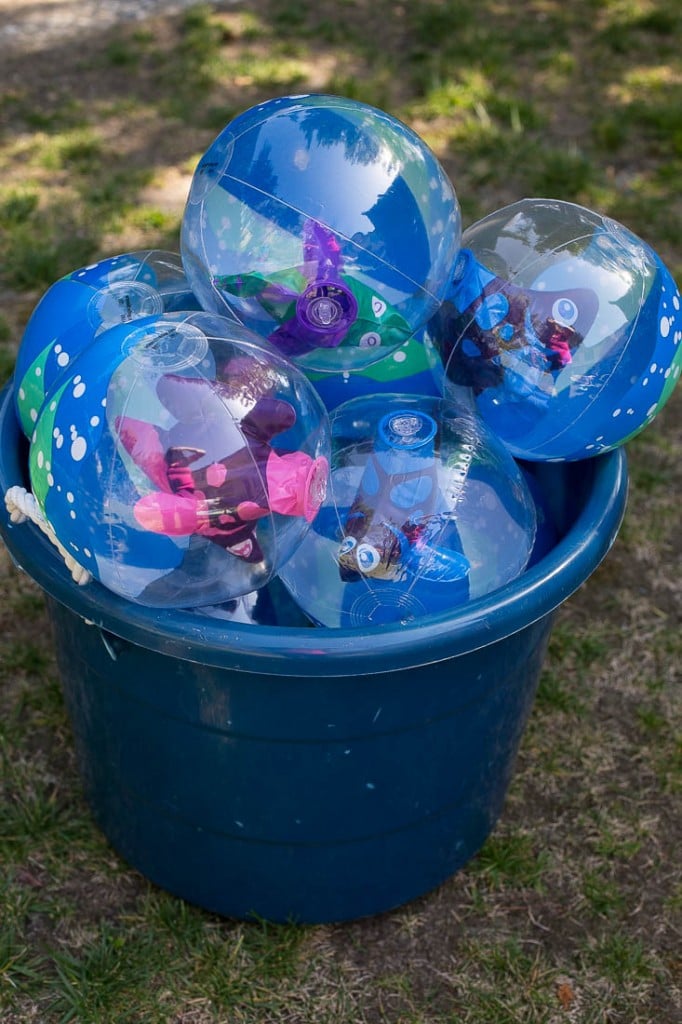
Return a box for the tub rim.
[0,379,628,677]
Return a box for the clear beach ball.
[181,94,461,374]
[426,199,682,461]
[14,250,200,437]
[28,311,330,607]
[279,393,536,628]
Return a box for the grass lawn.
[0,2,680,1021]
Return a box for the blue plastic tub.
[0,380,628,923]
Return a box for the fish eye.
[339,536,357,555]
[552,297,579,327]
[356,543,382,573]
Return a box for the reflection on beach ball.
[278,393,536,628]
[14,251,200,437]
[181,94,461,374]
[427,199,682,461]
[28,311,330,608]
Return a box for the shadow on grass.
[1,0,681,298]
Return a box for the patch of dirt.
[0,0,205,54]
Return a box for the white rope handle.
[4,485,92,586]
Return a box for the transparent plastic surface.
[279,393,536,627]
[14,251,200,437]
[181,94,461,373]
[28,311,330,607]
[427,199,682,460]
[306,329,441,412]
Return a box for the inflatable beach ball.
[14,251,200,437]
[427,199,681,461]
[181,94,461,374]
[28,311,330,607]
[279,393,536,627]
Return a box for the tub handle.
[98,628,127,662]
[5,485,92,586]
